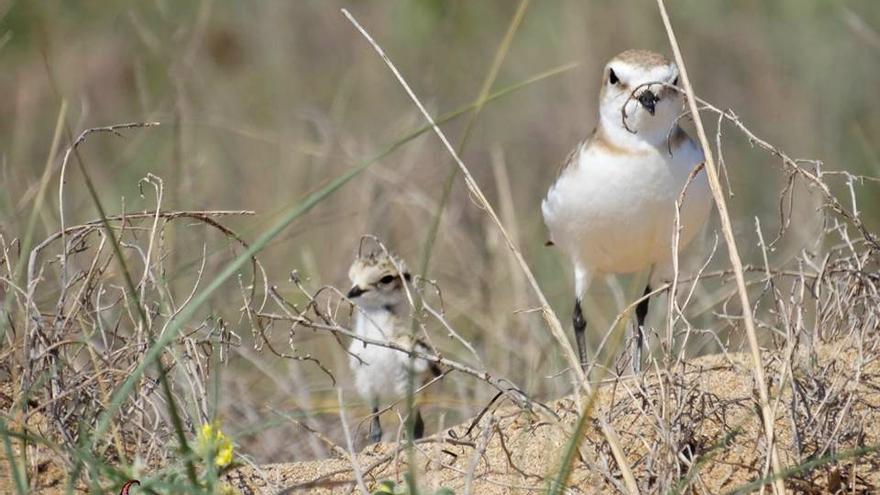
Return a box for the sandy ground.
[4,345,879,494]
[223,347,880,494]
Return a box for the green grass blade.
[1,101,67,348]
[0,101,66,495]
[0,418,28,495]
[55,122,199,489]
[88,62,576,454]
[418,0,532,277]
[545,392,601,495]
[406,3,532,491]
[546,273,646,495]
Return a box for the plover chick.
[346,247,438,443]
[542,49,712,372]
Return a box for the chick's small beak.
[638,90,658,116]
[347,285,366,298]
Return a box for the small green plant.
[196,421,235,469]
[192,420,238,493]
[145,420,239,494]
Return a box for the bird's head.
[598,50,682,145]
[346,248,411,311]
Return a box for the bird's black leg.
[413,408,425,440]
[633,285,651,373]
[572,299,588,370]
[369,404,382,443]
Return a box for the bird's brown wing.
[554,128,597,180]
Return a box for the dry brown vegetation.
[2,1,880,494]
[225,346,880,494]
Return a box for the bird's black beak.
[638,90,658,116]
[347,286,366,298]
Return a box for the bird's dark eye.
[672,76,679,86]
[609,68,619,85]
[379,275,395,284]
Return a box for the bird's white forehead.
[348,253,406,286]
[607,60,678,85]
[606,50,677,86]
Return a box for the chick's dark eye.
[379,275,395,284]
[609,68,619,85]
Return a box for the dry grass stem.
[656,1,785,492]
[4,4,879,494]
[340,8,643,493]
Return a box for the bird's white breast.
[348,310,428,402]
[542,135,711,275]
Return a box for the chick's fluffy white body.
[348,309,428,403]
[542,133,710,279]
[345,251,428,406]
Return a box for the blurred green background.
[2,0,879,463]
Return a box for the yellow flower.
[197,420,234,468]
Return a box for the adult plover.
[346,246,439,443]
[542,49,712,371]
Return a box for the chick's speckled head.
[346,250,411,310]
[598,49,681,139]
